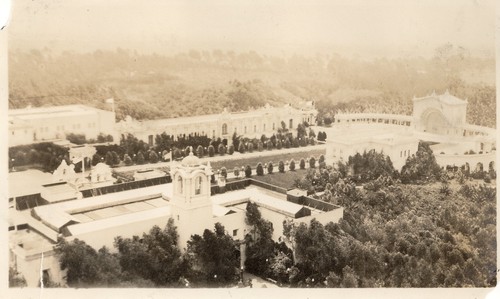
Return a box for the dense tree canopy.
[185,223,240,285]
[114,219,184,286]
[245,202,294,284]
[400,142,443,184]
[343,150,396,183]
[286,176,496,287]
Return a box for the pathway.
[242,272,280,288]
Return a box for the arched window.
[195,176,203,195]
[177,176,183,194]
[222,123,228,135]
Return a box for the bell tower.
[169,152,213,249]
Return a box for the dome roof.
[181,152,201,167]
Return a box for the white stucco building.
[8,101,317,148]
[8,104,116,146]
[116,102,317,145]
[328,91,496,171]
[411,91,467,136]
[327,132,419,170]
[9,152,342,286]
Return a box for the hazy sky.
[5,0,496,58]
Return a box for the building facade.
[115,102,317,145]
[8,105,115,146]
[328,92,496,170]
[412,91,467,136]
[8,101,316,147]
[9,152,342,286]
[327,133,419,170]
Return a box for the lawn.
[251,169,309,189]
[209,148,325,171]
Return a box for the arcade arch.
[421,108,449,134]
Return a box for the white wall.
[67,215,172,251]
[11,247,65,287]
[299,207,344,226]
[214,210,248,240]
[326,139,419,170]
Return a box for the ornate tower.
[169,152,213,249]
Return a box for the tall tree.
[244,202,276,276]
[185,223,239,285]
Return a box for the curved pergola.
[334,113,412,126]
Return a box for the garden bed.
[209,148,325,171]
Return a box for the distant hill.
[8,47,496,127]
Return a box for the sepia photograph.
[1,0,497,298]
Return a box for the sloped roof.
[211,187,309,218]
[33,206,80,232]
[212,205,236,217]
[66,206,171,236]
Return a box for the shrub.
[105,151,117,166]
[266,140,274,150]
[245,165,252,178]
[276,140,283,150]
[66,133,87,145]
[256,163,264,176]
[309,157,316,168]
[247,143,254,153]
[284,138,291,149]
[97,133,114,143]
[317,131,326,142]
[300,159,306,169]
[257,141,264,152]
[299,138,307,147]
[196,145,204,157]
[278,161,285,173]
[289,159,296,171]
[227,144,234,155]
[149,151,159,163]
[220,167,228,178]
[208,145,215,157]
[238,143,246,154]
[92,153,102,166]
[136,151,145,164]
[173,148,182,159]
[218,144,226,155]
[439,183,451,195]
[267,162,274,174]
[123,154,133,166]
[234,167,240,178]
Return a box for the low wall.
[249,179,289,194]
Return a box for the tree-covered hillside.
[8,44,495,127]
